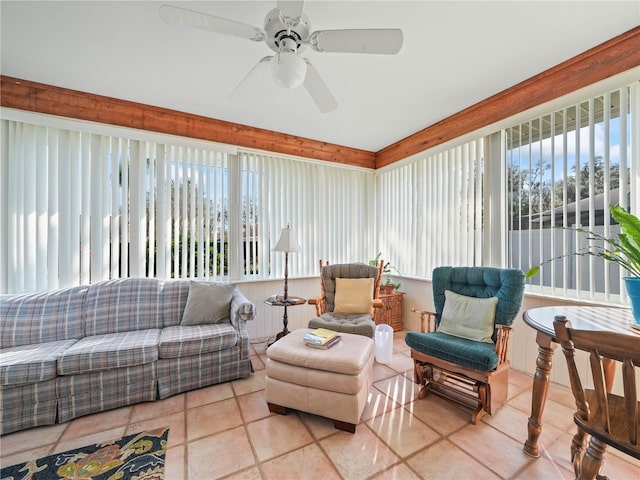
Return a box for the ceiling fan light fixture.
[270,51,307,89]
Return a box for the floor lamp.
[273,223,301,340]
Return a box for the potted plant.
[369,252,401,293]
[526,203,640,323]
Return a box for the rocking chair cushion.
[405,330,499,372]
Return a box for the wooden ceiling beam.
[0,75,376,169]
[375,26,640,168]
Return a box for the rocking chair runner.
[308,260,384,338]
[405,266,525,424]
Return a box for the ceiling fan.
[159,1,403,113]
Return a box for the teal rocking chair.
[405,266,525,423]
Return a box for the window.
[507,82,638,303]
[376,138,485,278]
[0,115,374,294]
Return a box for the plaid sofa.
[0,278,255,434]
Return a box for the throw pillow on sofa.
[181,281,235,326]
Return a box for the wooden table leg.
[524,331,556,457]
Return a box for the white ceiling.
[2,1,639,152]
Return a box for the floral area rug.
[1,427,169,480]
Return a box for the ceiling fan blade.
[277,1,305,22]
[303,61,337,113]
[159,5,265,42]
[230,57,273,102]
[309,29,403,54]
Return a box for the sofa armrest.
[230,288,256,328]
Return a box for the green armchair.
[405,266,525,423]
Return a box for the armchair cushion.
[181,281,235,326]
[334,278,374,314]
[405,330,499,371]
[437,290,498,343]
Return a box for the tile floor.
[1,331,638,479]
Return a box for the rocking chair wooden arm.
[495,325,512,365]
[373,299,384,309]
[411,308,437,333]
[308,296,326,317]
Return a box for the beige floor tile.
[127,411,185,446]
[232,369,267,396]
[371,363,400,383]
[0,423,67,456]
[186,397,243,441]
[406,394,469,436]
[542,431,581,474]
[298,412,341,440]
[61,407,132,440]
[516,454,575,479]
[370,462,422,480]
[237,390,272,423]
[246,414,313,462]
[373,373,420,406]
[510,390,576,431]
[320,426,400,480]
[392,335,409,353]
[482,403,563,446]
[366,407,440,457]
[164,444,185,480]
[361,386,400,422]
[187,426,255,479]
[53,426,127,455]
[547,382,577,409]
[0,445,53,469]
[260,443,341,480]
[130,394,185,423]
[186,382,234,409]
[597,448,640,478]
[507,370,534,400]
[407,439,500,479]
[387,352,415,375]
[450,422,534,478]
[225,466,263,480]
[250,355,265,371]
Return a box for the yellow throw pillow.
[334,277,374,314]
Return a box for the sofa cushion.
[57,329,161,375]
[0,286,87,348]
[161,279,190,327]
[180,281,235,326]
[159,324,238,359]
[405,330,499,372]
[0,339,77,386]
[84,278,163,336]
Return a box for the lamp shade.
[273,225,302,253]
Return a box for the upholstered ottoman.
[265,328,374,433]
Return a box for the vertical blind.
[507,81,639,303]
[0,120,229,293]
[240,151,374,279]
[375,138,485,278]
[0,118,375,294]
